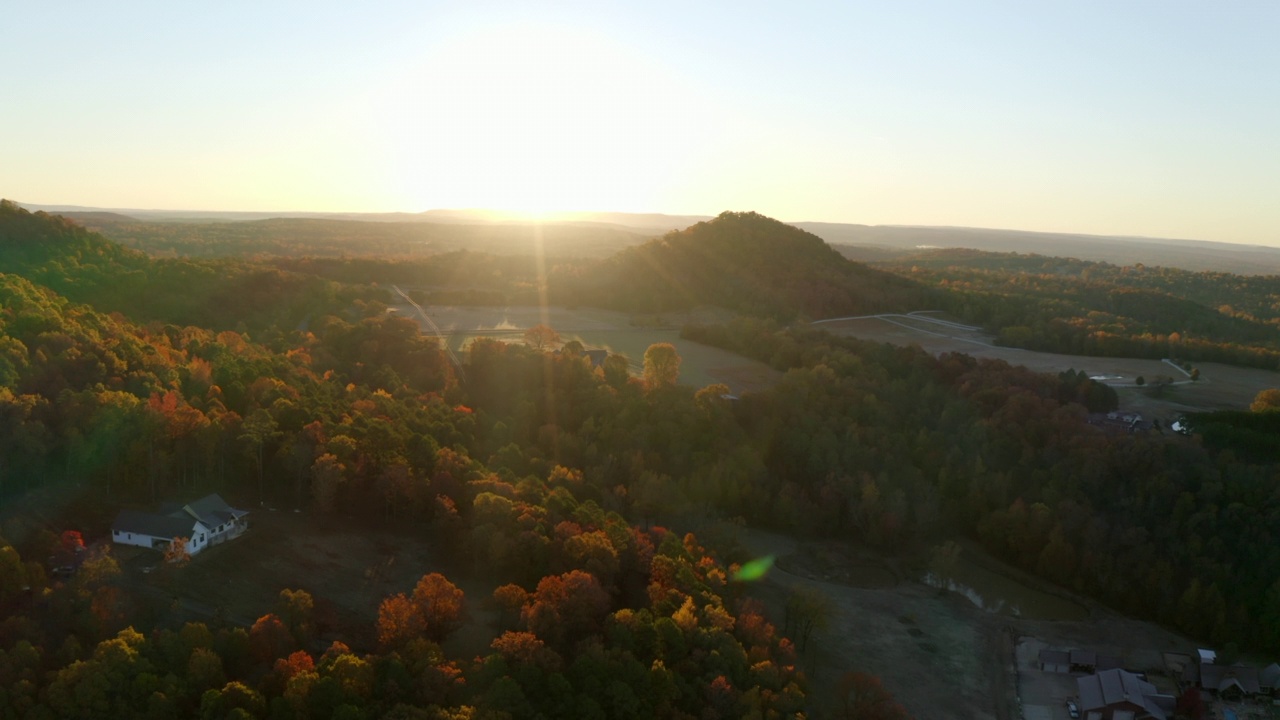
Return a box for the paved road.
[392,285,466,380]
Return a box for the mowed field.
[817,313,1280,416]
[391,304,782,394]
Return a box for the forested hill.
[556,211,937,320]
[0,200,370,333]
[878,247,1280,369]
[0,199,150,295]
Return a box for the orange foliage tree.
[835,671,912,720]
[376,593,426,650]
[412,572,466,642]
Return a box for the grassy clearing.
[820,315,1280,415]
[392,304,781,394]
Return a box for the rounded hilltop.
[560,210,936,320]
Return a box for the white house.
[112,494,249,556]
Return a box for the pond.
[923,544,1089,621]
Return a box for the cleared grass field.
[819,314,1280,416]
[391,304,782,394]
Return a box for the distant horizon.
[4,3,1278,248]
[15,199,1276,250]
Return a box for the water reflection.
[923,543,1089,621]
[923,571,1022,616]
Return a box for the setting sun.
[369,23,714,215]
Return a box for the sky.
[2,1,1278,246]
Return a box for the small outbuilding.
[1040,649,1071,673]
[1071,649,1098,673]
[1259,663,1280,696]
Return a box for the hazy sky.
[3,1,1278,245]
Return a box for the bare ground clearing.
[738,528,1198,720]
[122,511,500,658]
[820,315,1280,414]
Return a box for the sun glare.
[371,24,712,215]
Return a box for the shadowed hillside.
[0,200,366,332]
[558,211,937,320]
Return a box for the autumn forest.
[3,201,1280,719]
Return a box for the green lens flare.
[733,555,775,582]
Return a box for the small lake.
[923,545,1089,621]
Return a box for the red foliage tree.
[521,570,611,649]
[272,650,315,687]
[249,614,294,664]
[1176,687,1205,720]
[835,671,911,720]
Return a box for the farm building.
[1260,663,1280,696]
[1039,649,1070,673]
[1198,664,1261,698]
[1039,648,1122,674]
[112,494,249,556]
[1077,668,1175,720]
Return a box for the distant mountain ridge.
[19,202,1280,275]
[21,203,711,230]
[805,223,1280,276]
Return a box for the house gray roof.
[112,510,199,540]
[175,494,248,528]
[113,494,246,541]
[1077,669,1166,720]
[1071,649,1097,666]
[1096,655,1123,671]
[1200,664,1260,695]
[1260,663,1280,689]
[1039,649,1070,666]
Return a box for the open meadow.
[391,303,783,393]
[818,314,1280,415]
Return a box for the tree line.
[880,248,1280,370]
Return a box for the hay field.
[392,304,782,394]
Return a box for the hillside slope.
[0,199,363,332]
[558,211,936,319]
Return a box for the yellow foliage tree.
[643,343,681,388]
[1251,388,1280,413]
